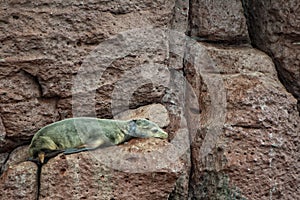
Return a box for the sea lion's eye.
[152,129,158,133]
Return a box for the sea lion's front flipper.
[46,150,65,158]
[63,148,91,155]
[64,139,108,155]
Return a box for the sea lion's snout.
[151,127,168,139]
[132,119,168,139]
[159,130,168,139]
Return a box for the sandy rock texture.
[40,138,183,200]
[243,0,300,112]
[189,0,249,42]
[1,145,29,174]
[0,0,299,200]
[114,103,170,128]
[186,44,300,199]
[0,161,38,199]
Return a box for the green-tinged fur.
[29,117,168,163]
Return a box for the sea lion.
[28,117,168,164]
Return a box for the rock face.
[1,145,30,174]
[243,0,300,112]
[40,139,182,200]
[0,1,299,200]
[0,161,38,199]
[189,0,249,42]
[114,103,170,128]
[186,44,300,199]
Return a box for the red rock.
[0,161,38,199]
[115,103,170,128]
[0,99,59,141]
[243,0,300,111]
[40,139,183,200]
[1,146,30,173]
[186,44,300,199]
[189,0,249,42]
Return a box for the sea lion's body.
[29,117,168,163]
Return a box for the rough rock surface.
[1,145,29,174]
[189,0,249,42]
[0,0,174,98]
[115,103,170,128]
[0,161,38,199]
[40,139,182,200]
[243,0,300,112]
[186,44,300,199]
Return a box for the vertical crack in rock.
[240,0,252,46]
[184,63,196,200]
[183,44,195,200]
[183,1,195,199]
[36,164,42,200]
[186,0,193,37]
[184,1,197,199]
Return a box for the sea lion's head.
[129,119,168,139]
[29,136,58,163]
